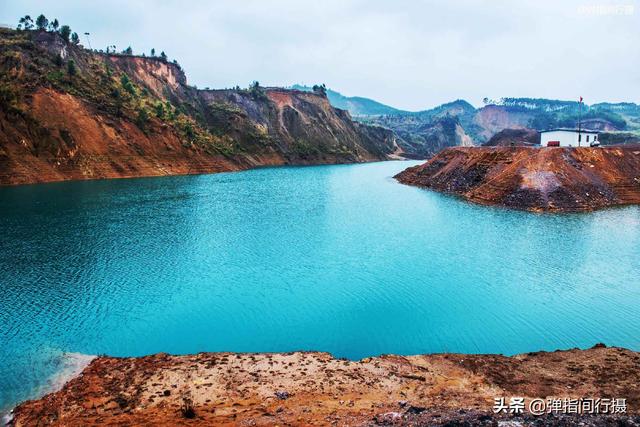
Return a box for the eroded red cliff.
[0,28,398,186]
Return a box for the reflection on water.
[1,160,639,411]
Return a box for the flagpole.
[84,32,92,50]
[578,97,582,147]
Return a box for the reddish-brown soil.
[0,88,255,186]
[9,346,640,426]
[0,86,383,186]
[395,145,640,212]
[0,29,398,186]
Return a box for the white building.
[540,129,600,147]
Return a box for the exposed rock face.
[364,101,479,159]
[199,88,397,163]
[0,29,398,186]
[381,116,475,159]
[483,128,541,146]
[291,84,403,116]
[10,346,640,426]
[395,145,640,212]
[472,104,534,141]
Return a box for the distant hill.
[291,85,404,116]
[359,100,478,158]
[291,87,640,159]
[365,97,640,158]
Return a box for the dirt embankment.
[0,87,249,185]
[9,346,640,426]
[395,145,640,212]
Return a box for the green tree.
[59,25,71,42]
[71,32,80,45]
[165,101,175,119]
[249,81,266,100]
[67,59,77,76]
[111,88,123,116]
[0,83,18,111]
[160,51,167,61]
[49,18,59,31]
[182,121,195,139]
[154,102,165,119]
[120,74,136,95]
[136,108,149,130]
[18,15,33,30]
[150,48,155,57]
[123,46,133,55]
[35,14,49,30]
[312,83,327,96]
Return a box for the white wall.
[541,131,599,147]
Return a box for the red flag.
[579,96,583,103]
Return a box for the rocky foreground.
[395,145,640,212]
[9,345,640,426]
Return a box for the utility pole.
[84,32,92,50]
[578,96,583,147]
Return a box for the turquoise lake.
[1,160,639,411]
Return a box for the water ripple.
[0,161,639,411]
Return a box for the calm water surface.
[1,160,639,411]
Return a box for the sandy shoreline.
[8,344,640,426]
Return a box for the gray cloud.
[2,0,638,110]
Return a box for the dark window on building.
[578,134,582,142]
[587,135,590,142]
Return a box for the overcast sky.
[2,0,638,110]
